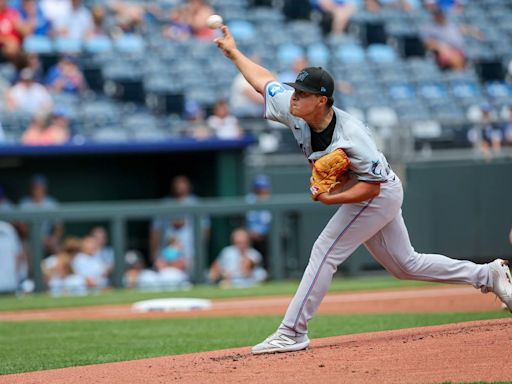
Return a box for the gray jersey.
[264,81,394,183]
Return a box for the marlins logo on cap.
[284,67,334,97]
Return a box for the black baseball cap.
[284,67,335,97]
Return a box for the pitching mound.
[2,318,510,384]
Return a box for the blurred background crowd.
[1,0,512,295]
[0,0,510,151]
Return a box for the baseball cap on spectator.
[480,102,492,112]
[252,174,271,191]
[31,174,47,187]
[52,107,70,119]
[284,67,335,97]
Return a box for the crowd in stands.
[0,173,271,294]
[0,0,509,154]
[1,0,512,294]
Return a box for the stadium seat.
[388,83,416,100]
[306,43,330,66]
[114,34,146,54]
[334,44,365,64]
[84,36,113,54]
[227,20,256,43]
[23,36,53,54]
[92,127,130,142]
[367,106,398,128]
[411,120,442,139]
[277,43,305,68]
[418,83,447,100]
[485,81,512,101]
[54,37,82,54]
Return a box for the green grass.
[0,311,509,375]
[0,276,434,312]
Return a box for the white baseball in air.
[207,14,223,29]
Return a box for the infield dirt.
[1,285,510,384]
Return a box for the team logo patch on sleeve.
[268,83,285,97]
[371,160,384,177]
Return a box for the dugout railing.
[1,195,336,292]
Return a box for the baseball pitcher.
[214,25,512,355]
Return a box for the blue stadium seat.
[277,43,305,68]
[54,37,82,54]
[84,36,113,54]
[485,81,512,101]
[418,82,448,101]
[388,83,416,100]
[334,44,365,64]
[367,44,398,64]
[114,34,146,54]
[307,43,330,67]
[92,127,130,142]
[23,36,53,54]
[227,20,256,43]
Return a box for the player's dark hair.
[326,96,334,108]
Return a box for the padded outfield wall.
[247,156,512,273]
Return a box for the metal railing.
[1,194,336,292]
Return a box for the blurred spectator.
[42,237,86,296]
[107,0,159,35]
[0,185,14,210]
[365,0,412,12]
[208,228,267,288]
[13,53,44,83]
[21,112,49,145]
[90,226,114,279]
[21,109,70,145]
[45,55,86,95]
[162,5,192,41]
[17,0,53,37]
[424,0,464,13]
[149,175,209,273]
[506,60,512,85]
[206,99,243,139]
[40,0,71,32]
[55,0,93,40]
[420,8,471,71]
[123,249,145,288]
[310,0,357,36]
[468,102,503,159]
[278,57,309,84]
[0,122,5,143]
[0,221,24,293]
[71,235,109,289]
[176,0,215,40]
[184,100,211,139]
[6,68,53,114]
[230,72,264,118]
[19,174,63,255]
[90,5,108,37]
[502,104,512,147]
[0,0,24,62]
[154,235,190,287]
[245,174,273,270]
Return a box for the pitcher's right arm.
[214,25,275,95]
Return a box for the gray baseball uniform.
[264,81,492,336]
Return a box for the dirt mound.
[3,318,511,384]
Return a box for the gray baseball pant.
[278,177,491,336]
